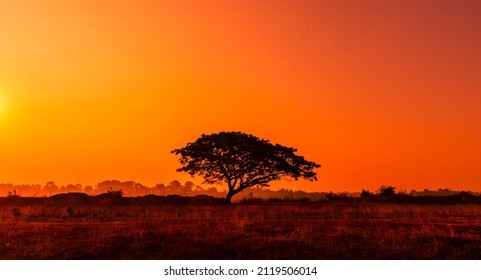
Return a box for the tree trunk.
[225,191,234,204]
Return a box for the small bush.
[379,186,396,197]
[361,189,375,198]
[107,188,123,197]
[11,208,22,218]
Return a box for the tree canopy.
[171,131,320,203]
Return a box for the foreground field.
[1,198,481,259]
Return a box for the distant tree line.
[0,181,479,201]
[0,180,218,198]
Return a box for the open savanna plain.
[1,194,481,259]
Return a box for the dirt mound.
[0,196,47,206]
[158,195,189,205]
[129,195,168,206]
[93,193,129,205]
[189,195,226,205]
[49,193,92,205]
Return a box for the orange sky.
[0,0,480,192]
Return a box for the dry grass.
[1,202,481,259]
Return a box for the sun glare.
[0,92,8,118]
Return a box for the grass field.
[1,199,481,259]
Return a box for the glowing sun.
[0,92,8,118]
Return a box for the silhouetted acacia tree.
[171,131,321,203]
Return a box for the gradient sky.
[0,0,480,192]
